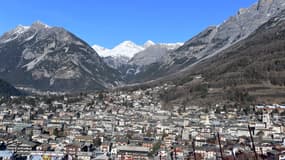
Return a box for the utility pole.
[108,118,115,159]
[214,133,219,160]
[170,150,173,160]
[192,139,197,160]
[260,147,265,160]
[231,149,236,160]
[248,125,258,160]
[217,132,224,160]
[174,147,177,160]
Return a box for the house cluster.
[0,85,285,160]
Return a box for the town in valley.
[0,83,284,160]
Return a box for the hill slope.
[130,0,285,83]
[162,9,285,106]
[0,79,21,96]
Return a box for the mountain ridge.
[147,8,285,106]
[0,21,122,92]
[124,0,285,83]
[92,40,182,59]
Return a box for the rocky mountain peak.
[31,21,51,29]
[257,0,273,9]
[15,25,30,32]
[256,0,285,11]
[118,41,140,47]
[143,40,156,48]
[109,41,144,58]
[0,22,122,91]
[238,8,248,15]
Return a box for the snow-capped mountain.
[92,45,110,56]
[143,40,156,48]
[93,40,183,59]
[92,40,182,72]
[93,41,144,58]
[92,41,143,71]
[0,21,122,92]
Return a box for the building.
[117,146,149,160]
[29,151,64,160]
[0,150,14,160]
[7,139,37,156]
[64,144,80,158]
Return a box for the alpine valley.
[2,1,285,159]
[0,0,285,106]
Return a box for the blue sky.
[1,0,257,48]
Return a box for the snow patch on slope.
[93,41,144,58]
[0,25,30,43]
[93,40,183,59]
[22,42,56,71]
